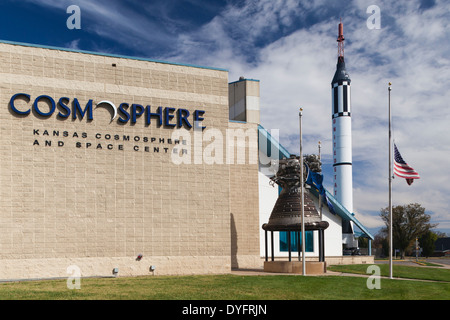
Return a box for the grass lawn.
[0,269,449,300]
[328,264,450,282]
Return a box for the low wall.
[324,255,374,265]
[264,261,326,274]
[0,256,231,281]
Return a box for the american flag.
[394,144,420,185]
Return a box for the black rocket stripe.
[333,86,338,114]
[333,162,352,167]
[332,112,351,119]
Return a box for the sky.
[0,0,449,236]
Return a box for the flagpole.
[299,108,306,276]
[318,141,322,220]
[388,82,393,279]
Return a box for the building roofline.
[0,39,228,72]
[257,125,291,159]
[323,189,374,240]
[229,78,260,85]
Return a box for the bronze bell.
[262,155,329,232]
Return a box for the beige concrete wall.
[0,256,231,279]
[228,121,261,269]
[227,78,262,269]
[0,42,241,279]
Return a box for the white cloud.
[20,0,177,54]
[65,39,80,50]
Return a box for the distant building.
[434,237,450,256]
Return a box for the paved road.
[427,257,450,266]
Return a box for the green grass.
[0,270,449,300]
[328,264,450,282]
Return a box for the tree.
[379,203,437,259]
[373,232,389,257]
[358,236,369,248]
[435,231,448,238]
[419,231,438,257]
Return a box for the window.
[279,231,313,252]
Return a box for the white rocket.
[331,21,356,246]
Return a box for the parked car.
[343,247,361,255]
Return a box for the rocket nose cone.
[332,59,351,85]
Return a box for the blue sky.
[1,0,449,236]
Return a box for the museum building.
[0,40,372,280]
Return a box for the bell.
[262,155,329,232]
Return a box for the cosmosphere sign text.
[9,93,206,129]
